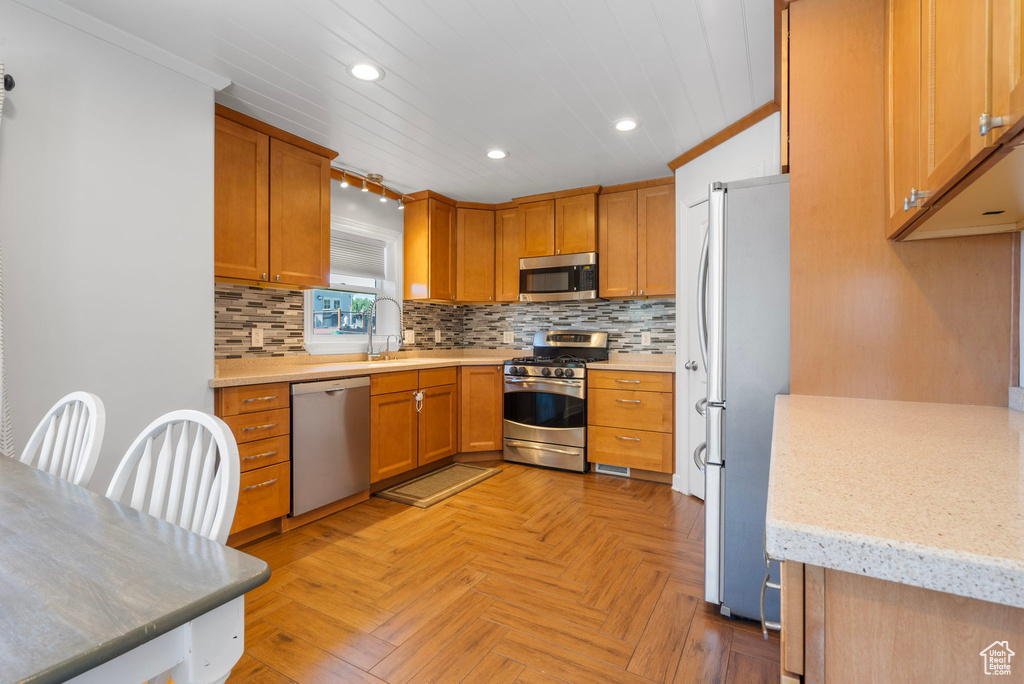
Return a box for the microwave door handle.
[697,226,710,373]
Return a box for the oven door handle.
[504,377,582,386]
[504,441,581,457]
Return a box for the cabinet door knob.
[275,275,280,282]
[261,272,267,280]
[980,112,1007,137]
[902,197,911,212]
[630,290,634,295]
[639,289,644,295]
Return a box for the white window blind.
[330,230,387,280]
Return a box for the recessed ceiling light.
[486,149,508,160]
[350,63,384,82]
[614,118,640,132]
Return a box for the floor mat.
[375,463,500,508]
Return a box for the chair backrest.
[20,391,105,487]
[106,410,240,544]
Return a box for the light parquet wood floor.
[229,463,780,684]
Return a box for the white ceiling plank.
[56,0,776,199]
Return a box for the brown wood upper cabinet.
[520,200,555,258]
[215,117,269,282]
[404,198,456,301]
[214,113,332,287]
[495,207,521,302]
[456,208,495,302]
[555,193,597,254]
[269,139,331,288]
[886,0,1024,240]
[598,185,675,298]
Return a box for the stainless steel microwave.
[519,253,598,302]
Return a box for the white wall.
[673,112,781,496]
[0,0,216,492]
[331,183,405,234]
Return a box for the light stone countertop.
[587,353,676,373]
[765,394,1024,608]
[211,350,519,388]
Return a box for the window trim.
[303,217,403,356]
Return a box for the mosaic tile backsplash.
[215,283,675,358]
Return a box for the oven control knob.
[518,367,528,375]
[541,367,552,377]
[564,368,575,378]
[507,366,518,375]
[554,368,564,377]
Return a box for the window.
[304,219,402,355]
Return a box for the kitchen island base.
[781,562,1024,683]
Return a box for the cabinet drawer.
[589,388,673,433]
[588,426,673,473]
[231,462,290,534]
[238,435,290,472]
[223,408,290,444]
[419,366,457,388]
[588,370,673,393]
[216,382,290,416]
[371,371,418,395]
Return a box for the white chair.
[20,391,105,488]
[107,410,240,545]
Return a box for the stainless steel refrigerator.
[697,175,789,625]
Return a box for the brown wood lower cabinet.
[587,370,674,474]
[418,384,458,465]
[230,462,290,535]
[215,381,293,545]
[369,368,464,483]
[781,561,1024,683]
[458,366,503,452]
[370,389,419,483]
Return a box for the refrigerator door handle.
[706,183,726,404]
[697,227,710,373]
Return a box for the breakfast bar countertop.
[765,394,1024,608]
[0,457,269,684]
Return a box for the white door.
[683,201,709,499]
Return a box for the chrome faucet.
[384,334,402,360]
[367,296,404,360]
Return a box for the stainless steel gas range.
[502,330,610,472]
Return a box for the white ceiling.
[58,0,775,202]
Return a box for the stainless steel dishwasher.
[290,377,370,516]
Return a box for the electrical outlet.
[503,331,515,345]
[641,331,652,346]
[251,328,263,347]
[434,330,442,343]
[403,329,415,344]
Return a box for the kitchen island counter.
[765,394,1024,608]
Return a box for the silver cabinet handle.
[615,379,641,384]
[695,398,707,417]
[909,187,930,207]
[243,478,279,492]
[242,450,278,462]
[261,272,267,280]
[241,423,278,432]
[615,399,641,404]
[980,112,1007,136]
[275,275,281,282]
[902,196,911,212]
[242,395,279,403]
[505,440,579,456]
[760,573,782,638]
[693,441,706,472]
[615,435,641,442]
